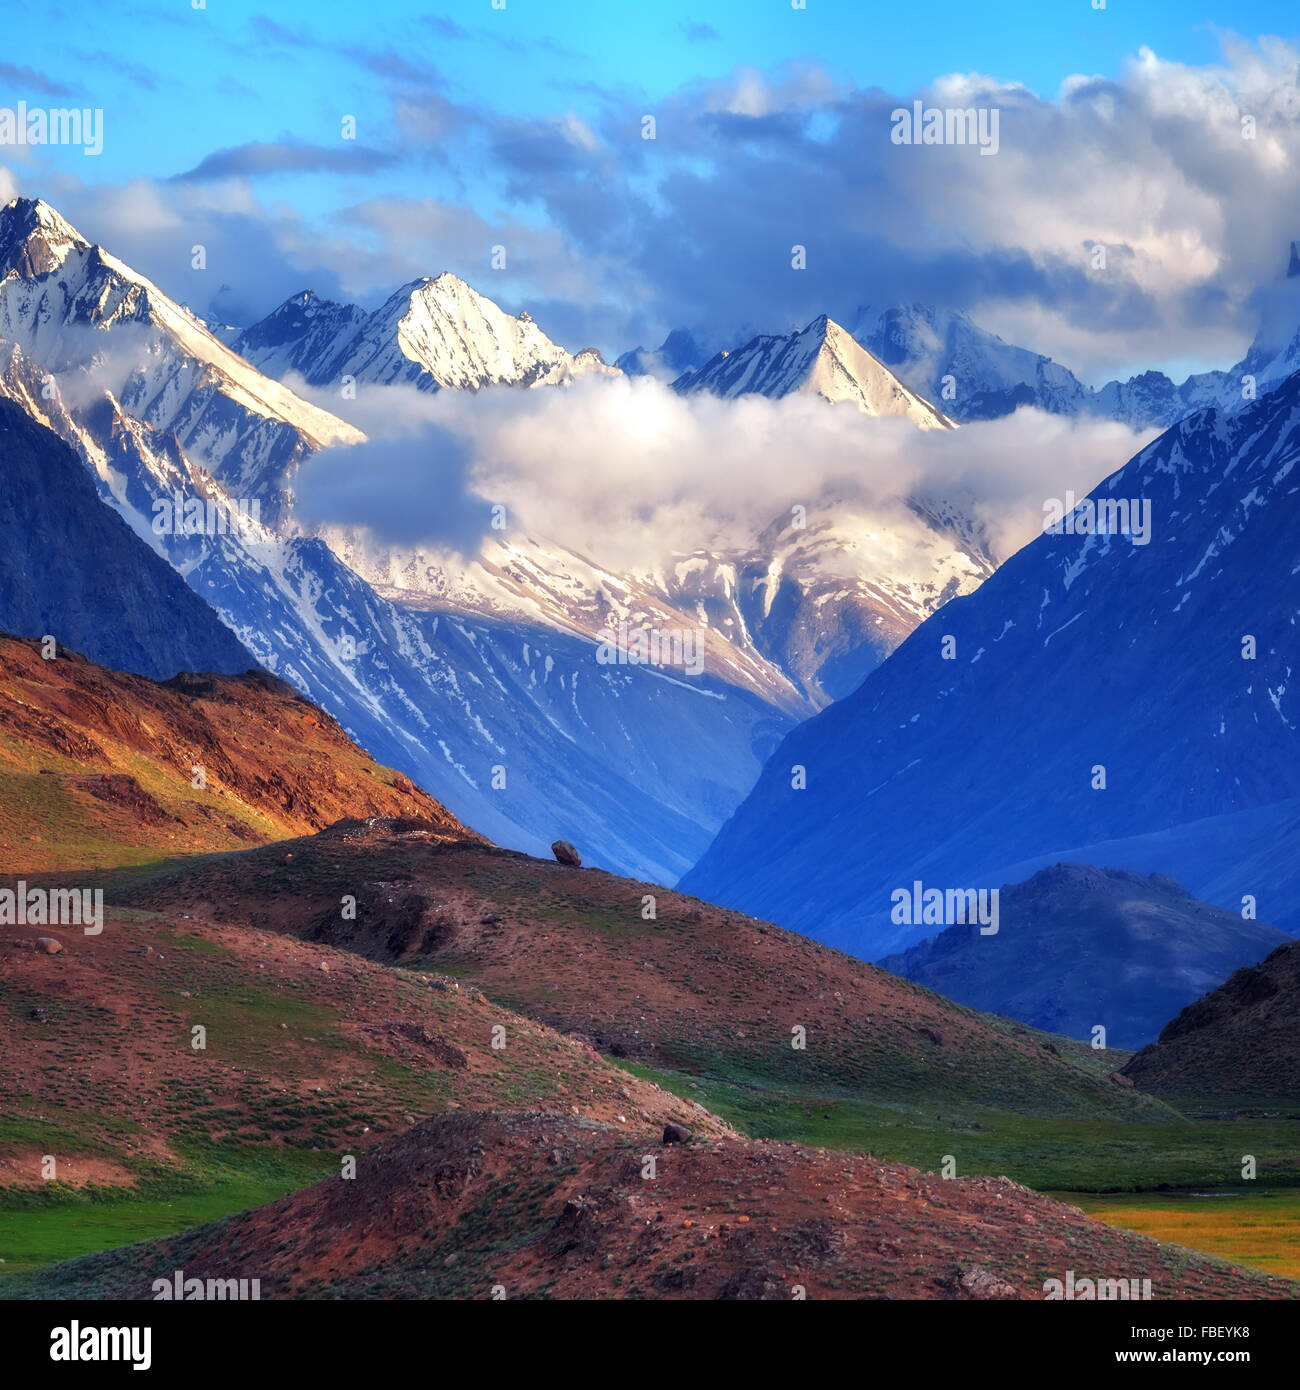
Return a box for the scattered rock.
[35,936,64,955]
[662,1122,692,1144]
[1108,1071,1135,1087]
[949,1265,1019,1300]
[551,840,581,867]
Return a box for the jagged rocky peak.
[672,310,953,428]
[0,195,86,275]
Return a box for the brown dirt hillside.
[1121,940,1300,1103]
[0,906,725,1192]
[0,633,478,870]
[114,823,1168,1120]
[25,1109,1294,1301]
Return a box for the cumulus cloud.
[497,36,1300,378]
[11,32,1300,385]
[292,375,1156,570]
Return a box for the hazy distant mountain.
[877,863,1290,1049]
[616,328,708,380]
[852,243,1300,430]
[851,303,1092,422]
[672,313,954,428]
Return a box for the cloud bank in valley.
[291,374,1158,570]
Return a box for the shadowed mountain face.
[683,372,1300,955]
[0,399,253,681]
[1122,940,1300,1102]
[876,863,1291,1050]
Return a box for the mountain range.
[0,198,807,881]
[6,192,1300,911]
[5,189,1300,1301]
[851,245,1300,428]
[0,191,987,876]
[683,369,1300,952]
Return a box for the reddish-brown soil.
[1122,940,1300,1101]
[34,1110,1293,1300]
[0,907,727,1190]
[118,824,1165,1118]
[0,634,477,871]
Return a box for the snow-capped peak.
[237,269,621,394]
[672,312,954,428]
[0,196,86,275]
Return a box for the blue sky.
[12,2,1295,193]
[5,1,1300,382]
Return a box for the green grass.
[615,1059,1300,1193]
[0,1142,331,1278]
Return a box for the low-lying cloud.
[293,374,1157,570]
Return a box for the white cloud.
[293,375,1155,570]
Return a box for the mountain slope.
[0,397,252,680]
[673,314,954,428]
[0,633,475,871]
[116,821,1173,1121]
[683,372,1300,954]
[0,197,361,521]
[0,895,722,1238]
[1121,940,1300,1102]
[876,863,1290,1049]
